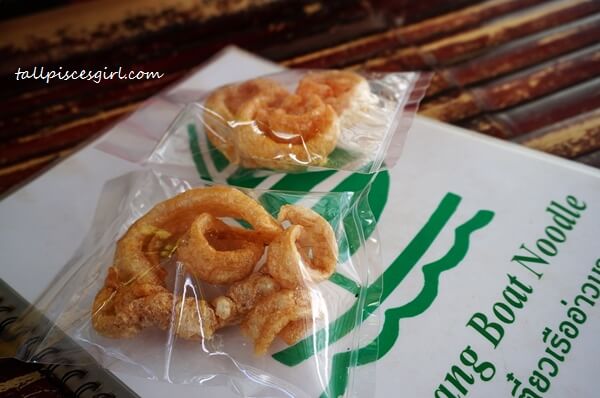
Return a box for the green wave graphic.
[188,125,212,181]
[322,209,494,398]
[187,125,495,398]
[205,132,229,172]
[273,193,462,366]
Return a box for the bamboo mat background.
[0,0,599,195]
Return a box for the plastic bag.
[147,69,429,181]
[11,169,382,398]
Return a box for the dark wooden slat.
[0,1,375,101]
[0,150,73,195]
[0,104,138,166]
[0,72,183,141]
[0,0,71,21]
[472,45,600,110]
[427,13,600,96]
[0,4,379,155]
[461,78,600,138]
[518,110,600,158]
[282,0,544,68]
[371,0,483,26]
[576,149,600,168]
[0,358,71,398]
[1,68,173,120]
[0,0,277,74]
[259,9,387,61]
[0,4,378,137]
[364,0,600,71]
[420,44,600,122]
[0,1,373,79]
[1,0,600,196]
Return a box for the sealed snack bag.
[12,170,382,398]
[148,69,429,180]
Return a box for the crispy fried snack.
[92,186,280,339]
[211,272,280,326]
[92,187,337,355]
[203,71,369,171]
[114,185,279,283]
[211,272,315,349]
[92,267,220,339]
[130,291,219,340]
[265,205,338,289]
[176,214,264,284]
[204,79,288,163]
[279,319,312,345]
[297,70,369,114]
[235,92,339,170]
[299,70,374,134]
[241,289,313,355]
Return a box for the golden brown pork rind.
[92,186,280,340]
[234,93,339,170]
[241,289,313,355]
[297,70,368,114]
[204,79,288,163]
[92,187,338,355]
[265,205,338,288]
[202,72,373,171]
[176,214,264,284]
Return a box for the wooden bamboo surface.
[1,0,599,195]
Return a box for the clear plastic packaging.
[11,169,382,398]
[147,69,429,181]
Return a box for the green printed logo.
[187,126,494,397]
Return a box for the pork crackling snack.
[91,185,338,354]
[202,70,376,171]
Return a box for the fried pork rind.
[278,319,312,345]
[176,213,264,284]
[203,72,374,171]
[298,70,376,137]
[265,205,338,288]
[225,273,280,316]
[91,269,219,339]
[234,92,339,170]
[92,186,339,356]
[241,289,313,355]
[296,70,368,114]
[130,292,218,340]
[264,225,305,289]
[92,186,280,340]
[211,273,280,326]
[204,79,288,163]
[113,185,280,284]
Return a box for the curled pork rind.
[14,170,382,398]
[147,69,429,180]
